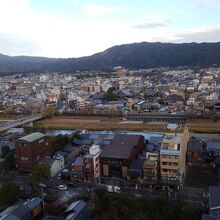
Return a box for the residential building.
[83,144,101,183]
[127,159,145,185]
[0,197,44,220]
[160,124,189,187]
[38,155,64,177]
[187,137,204,163]
[202,186,220,220]
[69,157,84,181]
[142,136,162,188]
[142,152,159,189]
[15,132,52,173]
[100,134,144,184]
[63,200,90,220]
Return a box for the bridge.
[0,114,43,133]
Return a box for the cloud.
[0,33,40,56]
[83,4,126,15]
[133,19,173,29]
[193,0,220,8]
[173,25,220,42]
[0,0,219,58]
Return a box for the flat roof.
[17,132,45,143]
[163,134,183,143]
[209,186,220,209]
[100,134,143,159]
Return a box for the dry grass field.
[34,116,168,131]
[30,115,220,133]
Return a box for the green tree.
[92,192,201,220]
[0,182,21,206]
[1,146,10,157]
[3,152,16,170]
[103,92,118,101]
[32,164,50,185]
[69,131,81,143]
[50,134,70,152]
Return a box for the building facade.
[15,132,52,173]
[100,134,144,184]
[160,125,189,188]
[142,152,159,189]
[83,144,101,183]
[39,155,64,178]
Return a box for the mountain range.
[1,42,220,73]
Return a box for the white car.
[58,184,67,191]
[107,185,121,193]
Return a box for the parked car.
[58,184,67,190]
[106,185,121,193]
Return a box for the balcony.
[160,157,179,163]
[161,165,179,170]
[143,165,157,169]
[143,170,156,176]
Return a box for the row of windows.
[161,155,178,159]
[18,139,47,147]
[162,169,177,174]
[162,162,178,166]
[21,156,29,161]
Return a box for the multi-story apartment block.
[143,152,159,189]
[15,132,53,173]
[83,144,101,182]
[160,124,189,188]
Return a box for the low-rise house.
[204,139,220,161]
[38,155,64,177]
[187,98,195,106]
[64,200,90,220]
[187,137,205,163]
[61,144,81,164]
[127,159,145,184]
[0,197,44,220]
[202,186,220,220]
[69,157,84,181]
[100,134,144,184]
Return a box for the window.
[21,156,29,161]
[170,155,178,159]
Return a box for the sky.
[0,0,220,58]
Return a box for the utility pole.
[39,183,46,216]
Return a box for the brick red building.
[15,132,53,172]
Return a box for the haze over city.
[0,0,220,58]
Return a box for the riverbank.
[33,116,220,133]
[33,115,168,131]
